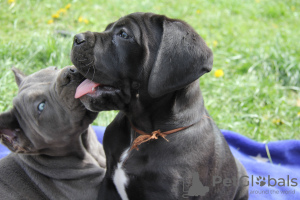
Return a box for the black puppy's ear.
[12,67,26,87]
[148,18,213,98]
[0,109,27,153]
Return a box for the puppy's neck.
[127,80,205,133]
[24,127,103,167]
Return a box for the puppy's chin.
[79,89,131,112]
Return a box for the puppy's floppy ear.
[148,18,213,98]
[0,109,28,153]
[12,67,26,87]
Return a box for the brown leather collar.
[130,123,194,151]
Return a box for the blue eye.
[38,102,45,112]
[119,31,129,39]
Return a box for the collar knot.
[130,124,192,151]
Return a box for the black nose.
[63,67,81,84]
[68,67,77,74]
[74,33,86,45]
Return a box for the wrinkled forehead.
[18,67,59,92]
[12,68,60,122]
[109,13,156,30]
[106,13,159,43]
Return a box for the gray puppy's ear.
[12,67,26,87]
[0,109,24,153]
[148,18,213,98]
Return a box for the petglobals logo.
[182,172,210,198]
[247,175,298,195]
[182,172,298,198]
[249,175,298,187]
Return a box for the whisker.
[202,115,212,120]
[91,65,96,82]
[85,59,94,68]
[77,58,88,62]
[79,66,92,82]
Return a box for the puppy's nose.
[74,33,86,45]
[68,67,77,74]
[62,67,82,84]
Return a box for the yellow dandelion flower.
[213,40,218,47]
[58,8,67,15]
[291,6,296,11]
[154,6,161,11]
[65,3,71,10]
[196,10,201,14]
[83,19,89,24]
[272,119,284,125]
[214,69,224,78]
[78,16,83,22]
[8,0,15,4]
[297,112,300,117]
[272,24,278,29]
[47,19,54,24]
[52,13,60,19]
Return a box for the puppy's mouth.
[75,79,118,99]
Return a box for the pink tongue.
[75,79,101,99]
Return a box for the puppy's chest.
[113,147,130,200]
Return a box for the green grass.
[0,0,299,141]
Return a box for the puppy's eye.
[119,30,130,39]
[37,102,45,113]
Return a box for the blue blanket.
[1,127,299,199]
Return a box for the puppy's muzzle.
[61,67,83,85]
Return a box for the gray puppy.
[0,66,105,200]
[71,12,248,200]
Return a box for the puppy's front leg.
[98,176,122,200]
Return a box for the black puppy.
[71,12,248,200]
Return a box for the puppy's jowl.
[0,66,105,200]
[72,12,249,200]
